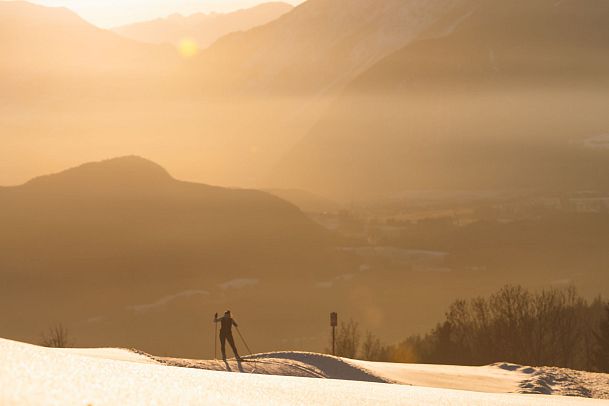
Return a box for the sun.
[178,38,199,58]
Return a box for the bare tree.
[415,285,601,369]
[334,319,360,358]
[41,323,71,348]
[593,303,609,372]
[361,331,384,361]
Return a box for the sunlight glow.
[178,38,199,58]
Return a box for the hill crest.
[23,156,173,190]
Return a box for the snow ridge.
[493,362,609,399]
[154,351,390,383]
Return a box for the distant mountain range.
[0,1,177,77]
[113,2,293,50]
[271,0,609,199]
[2,0,609,198]
[191,0,462,95]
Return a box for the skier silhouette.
[214,310,241,361]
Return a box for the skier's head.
[225,310,231,316]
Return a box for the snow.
[519,366,609,399]
[1,338,607,405]
[160,351,609,398]
[349,359,525,393]
[54,347,156,365]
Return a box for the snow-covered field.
[159,351,609,399]
[1,337,608,405]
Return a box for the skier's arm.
[213,313,220,322]
[232,319,238,328]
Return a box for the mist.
[1,2,609,402]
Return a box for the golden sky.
[21,0,304,28]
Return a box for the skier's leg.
[220,332,227,360]
[227,334,240,359]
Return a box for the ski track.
[156,351,389,383]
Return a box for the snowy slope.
[159,351,609,398]
[350,359,525,393]
[3,338,607,405]
[53,347,157,365]
[160,351,523,391]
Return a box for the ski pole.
[235,326,258,373]
[235,326,253,356]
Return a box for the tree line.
[331,286,609,372]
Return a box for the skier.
[214,310,241,361]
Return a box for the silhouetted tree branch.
[41,323,71,348]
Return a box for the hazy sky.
[23,0,305,28]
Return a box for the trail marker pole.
[214,316,218,360]
[330,312,338,356]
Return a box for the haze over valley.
[1,1,609,404]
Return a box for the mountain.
[0,156,326,273]
[0,1,178,80]
[0,1,187,188]
[271,0,609,199]
[157,0,467,189]
[0,0,474,190]
[113,2,293,50]
[0,157,338,355]
[191,0,463,95]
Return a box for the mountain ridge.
[271,0,609,199]
[0,1,178,76]
[22,156,173,189]
[190,0,463,95]
[113,2,293,50]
